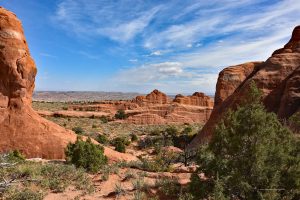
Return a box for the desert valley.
[0,2,300,200]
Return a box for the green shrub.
[289,111,300,133]
[114,140,126,153]
[72,127,84,135]
[131,133,138,142]
[181,126,193,135]
[7,150,26,162]
[164,126,178,136]
[40,163,94,193]
[115,109,127,120]
[65,137,107,173]
[96,134,109,145]
[4,188,44,200]
[189,82,300,200]
[112,137,131,146]
[99,115,109,123]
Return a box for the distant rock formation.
[173,92,214,107]
[65,90,214,125]
[134,89,171,105]
[189,26,300,148]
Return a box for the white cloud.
[39,53,57,58]
[150,50,163,56]
[54,0,161,43]
[51,0,300,93]
[129,59,138,62]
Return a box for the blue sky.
[1,0,299,94]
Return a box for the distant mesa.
[173,92,214,107]
[134,89,171,105]
[56,89,214,125]
[189,25,300,148]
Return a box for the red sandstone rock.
[214,62,262,107]
[0,7,77,159]
[134,89,171,105]
[173,92,214,107]
[0,7,138,162]
[189,26,300,148]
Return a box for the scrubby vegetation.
[72,126,84,135]
[189,83,300,200]
[114,109,128,120]
[0,151,94,199]
[65,137,107,173]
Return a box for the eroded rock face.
[134,89,171,105]
[173,92,214,107]
[0,7,139,162]
[65,90,214,125]
[0,7,78,159]
[189,26,300,148]
[214,62,262,107]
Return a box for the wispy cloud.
[40,53,57,58]
[78,51,100,60]
[52,0,300,93]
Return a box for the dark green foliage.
[115,109,127,120]
[113,139,126,153]
[72,126,84,135]
[96,134,109,145]
[99,115,109,123]
[5,188,43,200]
[7,150,26,163]
[190,82,300,200]
[130,133,138,142]
[181,126,193,135]
[164,126,179,136]
[289,112,300,133]
[112,137,131,146]
[65,137,107,173]
[40,164,94,193]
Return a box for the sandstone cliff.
[173,92,214,107]
[0,7,78,159]
[134,89,171,105]
[0,7,138,162]
[64,90,214,125]
[189,26,300,148]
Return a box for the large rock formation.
[0,7,78,159]
[214,62,263,107]
[134,89,171,105]
[63,90,214,125]
[189,26,300,148]
[173,92,214,107]
[0,7,139,162]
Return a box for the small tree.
[65,137,107,173]
[96,134,109,145]
[114,140,126,153]
[72,127,84,135]
[115,109,127,120]
[190,82,300,199]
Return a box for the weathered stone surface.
[189,26,300,148]
[214,62,262,107]
[65,90,214,125]
[0,7,138,162]
[134,89,171,105]
[173,92,214,107]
